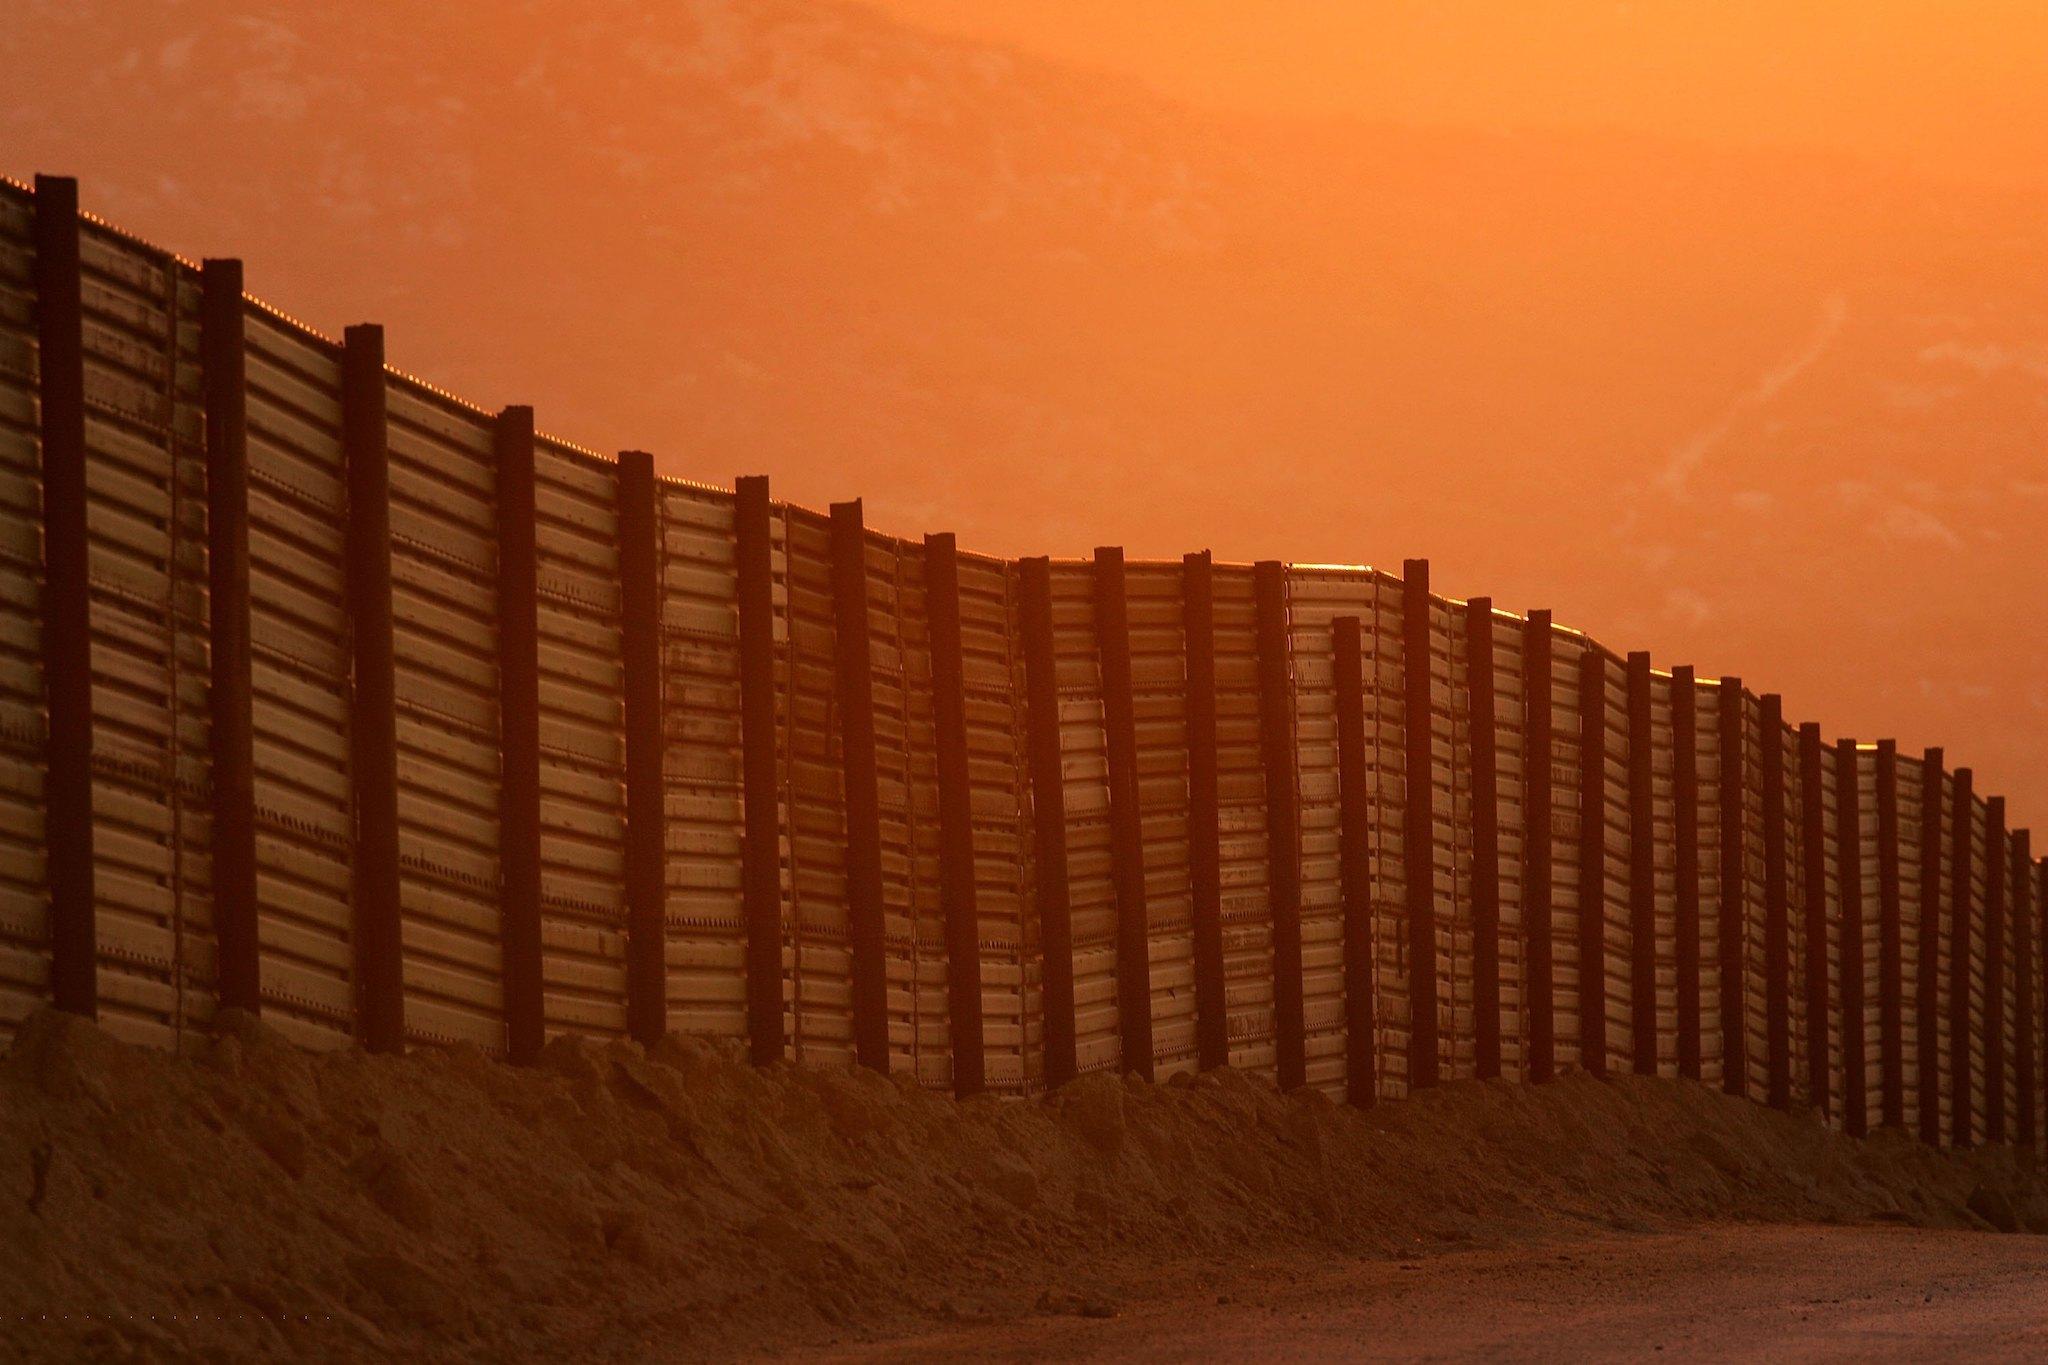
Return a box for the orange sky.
[871,0,2048,185]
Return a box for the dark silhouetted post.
[1333,615,1377,1105]
[734,476,785,1065]
[1798,722,1829,1122]
[343,323,403,1052]
[1018,558,1077,1089]
[1717,678,1747,1097]
[1917,748,1945,1145]
[830,501,889,1073]
[1467,600,1502,1080]
[1672,666,1701,1080]
[34,175,95,1018]
[203,258,259,1015]
[494,407,545,1063]
[1761,695,1790,1109]
[1402,561,1440,1088]
[1255,560,1306,1091]
[924,534,986,1098]
[1094,547,1154,1080]
[1183,552,1228,1072]
[1524,612,1556,1083]
[1876,740,1904,1129]
[1578,648,1609,1078]
[1836,739,1866,1137]
[1950,767,1975,1146]
[619,451,667,1048]
[1628,651,1657,1075]
[1985,796,2007,1143]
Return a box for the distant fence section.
[1,176,2042,1150]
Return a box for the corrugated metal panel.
[1213,561,1277,1081]
[1548,629,1586,1073]
[1594,647,1632,1074]
[244,304,354,1050]
[655,481,747,1041]
[958,551,1031,1093]
[869,533,946,1088]
[1895,752,1928,1131]
[1967,790,1990,1144]
[532,437,627,1038]
[1694,677,1726,1087]
[80,224,213,1052]
[384,380,503,1050]
[1647,672,1679,1078]
[0,184,48,1043]
[1779,719,1811,1108]
[1431,596,1468,1081]
[1125,560,1197,1079]
[1738,695,1771,1098]
[778,505,852,1068]
[1853,746,1884,1134]
[1492,610,1529,1081]
[1345,569,1408,1098]
[1811,733,1842,1122]
[1047,561,1119,1074]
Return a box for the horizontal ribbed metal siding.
[532,438,626,1038]
[1125,561,1197,1080]
[1212,561,1277,1080]
[1492,611,1530,1081]
[385,381,503,1050]
[1047,561,1119,1075]
[1548,629,1587,1073]
[1693,677,1727,1088]
[1593,647,1632,1075]
[0,185,46,1042]
[1428,595,1466,1080]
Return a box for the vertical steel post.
[1577,648,1609,1078]
[734,476,785,1065]
[1671,666,1701,1080]
[1333,615,1376,1105]
[830,501,889,1073]
[1401,561,1440,1089]
[2016,830,2035,1148]
[924,533,986,1097]
[1985,796,2007,1143]
[343,323,403,1052]
[1255,560,1306,1091]
[1917,748,1945,1145]
[1760,694,1790,1109]
[1876,739,1904,1129]
[1951,767,1975,1146]
[1018,557,1077,1089]
[1466,600,1502,1080]
[618,451,667,1048]
[1836,738,1867,1137]
[203,258,259,1015]
[1717,678,1747,1097]
[1627,651,1657,1075]
[1523,611,1556,1083]
[1182,551,1228,1071]
[34,175,95,1018]
[1798,722,1829,1122]
[1094,546,1154,1080]
[494,407,545,1063]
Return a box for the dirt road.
[817,1224,2048,1362]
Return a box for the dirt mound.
[2,1009,2042,1360]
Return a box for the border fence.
[2,175,2042,1150]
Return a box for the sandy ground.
[815,1224,2048,1362]
[5,1008,2047,1361]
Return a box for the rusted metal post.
[1577,648,1609,1078]
[1402,560,1440,1089]
[1182,551,1228,1072]
[618,451,667,1048]
[1798,722,1829,1122]
[34,175,95,1019]
[2013,829,2034,1148]
[924,533,986,1098]
[734,476,785,1066]
[1876,740,1904,1129]
[1951,767,1975,1146]
[830,500,889,1074]
[1094,547,1154,1080]
[1760,694,1790,1109]
[1523,611,1556,1084]
[1018,557,1077,1089]
[1917,748,1946,1145]
[1672,666,1701,1080]
[203,257,259,1015]
[1836,738,1867,1137]
[1985,796,2007,1143]
[493,406,545,1063]
[1628,651,1657,1075]
[1255,560,1306,1091]
[1717,678,1747,1097]
[1467,600,1502,1080]
[1333,615,1376,1105]
[343,323,403,1052]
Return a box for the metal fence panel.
[1124,561,1198,1079]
